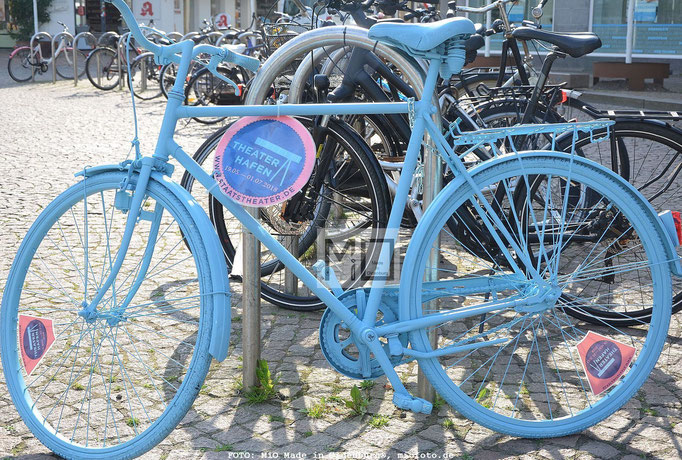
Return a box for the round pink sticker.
[213,116,316,207]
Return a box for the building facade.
[464,0,681,71]
[1,0,680,72]
[0,0,239,47]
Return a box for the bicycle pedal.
[311,260,343,296]
[393,393,433,414]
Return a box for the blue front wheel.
[1,172,214,458]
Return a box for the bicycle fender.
[9,46,29,59]
[155,174,232,361]
[78,164,233,361]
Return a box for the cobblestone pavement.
[2,52,682,460]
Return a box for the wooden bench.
[593,62,670,91]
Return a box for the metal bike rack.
[207,31,225,44]
[72,32,96,86]
[51,32,75,83]
[92,32,120,89]
[97,31,120,47]
[29,32,52,82]
[243,26,441,398]
[135,27,168,92]
[215,29,241,46]
[167,31,183,42]
[181,31,199,41]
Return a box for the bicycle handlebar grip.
[225,49,260,72]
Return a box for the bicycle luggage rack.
[29,31,52,82]
[583,106,682,122]
[457,83,566,104]
[72,32,97,86]
[450,120,615,153]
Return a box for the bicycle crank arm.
[362,332,433,415]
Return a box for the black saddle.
[511,27,601,58]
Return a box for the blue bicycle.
[2,0,681,457]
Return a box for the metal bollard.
[140,56,147,92]
[417,0,448,402]
[242,207,261,389]
[73,32,96,86]
[284,235,299,295]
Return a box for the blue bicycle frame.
[95,0,591,412]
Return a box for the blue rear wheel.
[1,172,214,458]
[406,153,671,437]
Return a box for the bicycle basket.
[263,22,309,53]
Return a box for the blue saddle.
[368,17,476,52]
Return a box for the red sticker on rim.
[576,331,636,396]
[213,116,316,207]
[19,315,56,376]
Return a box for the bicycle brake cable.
[126,32,142,161]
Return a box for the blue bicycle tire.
[405,153,671,437]
[1,171,214,459]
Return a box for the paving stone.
[301,432,337,450]
[212,425,255,445]
[580,440,621,459]
[232,437,275,452]
[167,450,203,460]
[391,435,437,453]
[192,436,221,450]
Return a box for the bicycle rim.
[555,123,682,325]
[1,172,214,458]
[407,153,671,436]
[8,48,33,82]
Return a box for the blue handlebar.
[228,49,260,72]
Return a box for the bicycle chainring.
[319,290,408,380]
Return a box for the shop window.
[592,0,628,53]
[0,0,9,31]
[632,0,682,55]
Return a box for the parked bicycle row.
[162,0,682,323]
[3,0,682,457]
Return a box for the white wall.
[132,0,184,33]
[191,1,211,31]
[44,0,76,37]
